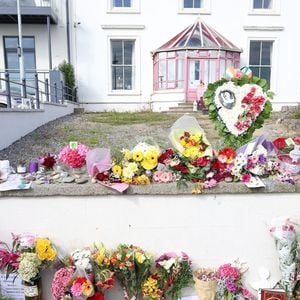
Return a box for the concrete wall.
[0,193,299,299]
[73,0,300,111]
[0,101,78,150]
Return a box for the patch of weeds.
[86,112,177,125]
[294,110,300,119]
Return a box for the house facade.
[1,0,299,112]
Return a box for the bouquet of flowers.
[142,251,194,300]
[58,143,90,169]
[0,234,21,279]
[207,147,235,183]
[272,137,300,154]
[216,260,252,300]
[91,244,115,292]
[110,244,153,300]
[158,148,212,184]
[269,218,299,299]
[118,142,160,184]
[193,268,218,300]
[69,248,94,275]
[39,153,56,171]
[52,244,114,300]
[70,274,95,299]
[168,115,212,160]
[52,266,75,300]
[16,233,57,284]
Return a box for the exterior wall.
[0,101,78,150]
[0,0,68,74]
[0,193,299,299]
[73,0,300,111]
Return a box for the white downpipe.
[17,0,25,96]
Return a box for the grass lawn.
[86,111,178,125]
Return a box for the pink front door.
[186,59,203,102]
[186,59,218,102]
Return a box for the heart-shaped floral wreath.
[204,75,273,149]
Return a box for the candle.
[0,160,10,175]
[28,161,39,173]
[17,163,27,174]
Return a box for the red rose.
[158,149,174,164]
[96,172,109,181]
[273,137,287,150]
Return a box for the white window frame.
[107,35,141,96]
[107,0,140,14]
[178,0,211,14]
[248,0,281,15]
[246,36,278,91]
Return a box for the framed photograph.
[260,288,287,300]
[218,90,236,109]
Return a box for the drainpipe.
[47,16,53,70]
[66,0,71,64]
[17,0,25,97]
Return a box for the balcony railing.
[0,70,77,109]
[0,0,58,24]
[0,0,53,8]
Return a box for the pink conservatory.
[152,20,242,104]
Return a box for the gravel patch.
[0,112,298,169]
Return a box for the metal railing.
[0,71,77,109]
[0,0,54,8]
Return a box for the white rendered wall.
[0,193,299,299]
[73,0,300,111]
[0,101,78,150]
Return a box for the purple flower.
[258,154,267,164]
[225,279,239,294]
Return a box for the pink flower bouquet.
[217,261,252,300]
[58,143,90,169]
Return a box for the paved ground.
[0,110,299,168]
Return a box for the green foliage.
[203,75,274,149]
[58,60,75,89]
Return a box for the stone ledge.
[0,179,298,197]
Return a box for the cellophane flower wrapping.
[269,218,299,299]
[168,115,212,159]
[69,267,95,299]
[193,268,218,300]
[86,148,112,177]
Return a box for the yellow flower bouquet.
[168,115,213,159]
[119,142,160,184]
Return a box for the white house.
[71,0,300,112]
[1,0,299,112]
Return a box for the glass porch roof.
[154,19,241,54]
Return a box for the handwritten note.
[0,273,24,299]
